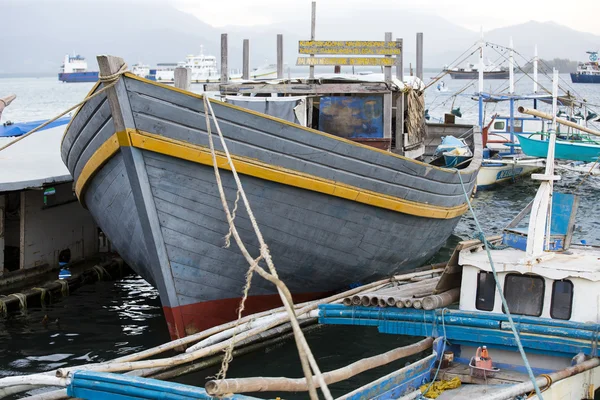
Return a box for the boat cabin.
[459,245,600,324]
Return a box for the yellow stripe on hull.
[75,129,468,219]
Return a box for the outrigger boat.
[3,70,597,400]
[516,106,600,163]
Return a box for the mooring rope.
[32,287,49,306]
[201,96,331,400]
[0,63,128,153]
[0,297,6,317]
[455,170,544,399]
[55,280,69,297]
[92,264,111,281]
[9,293,27,311]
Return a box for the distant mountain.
[521,58,579,74]
[484,21,600,63]
[1,1,598,75]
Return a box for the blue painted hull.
[0,116,70,137]
[570,73,600,84]
[58,71,99,83]
[517,134,600,162]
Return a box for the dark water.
[2,169,599,398]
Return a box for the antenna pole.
[533,45,538,94]
[478,27,484,128]
[509,37,514,94]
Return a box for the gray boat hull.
[61,72,481,338]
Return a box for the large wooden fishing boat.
[61,54,481,339]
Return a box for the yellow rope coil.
[420,377,461,399]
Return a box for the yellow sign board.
[299,40,401,55]
[296,57,396,66]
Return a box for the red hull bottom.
[162,292,329,339]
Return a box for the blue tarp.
[0,116,70,137]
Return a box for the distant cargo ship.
[443,62,509,80]
[58,54,99,83]
[570,51,600,84]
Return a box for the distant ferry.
[58,54,99,83]
[443,62,509,79]
[571,51,600,84]
[131,63,150,79]
[146,48,279,83]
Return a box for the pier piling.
[416,32,423,80]
[220,33,228,83]
[277,34,284,79]
[242,39,249,80]
[174,67,190,90]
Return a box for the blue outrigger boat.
[518,133,600,162]
[516,106,600,163]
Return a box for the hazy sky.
[172,0,600,36]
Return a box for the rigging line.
[425,47,480,90]
[487,47,556,96]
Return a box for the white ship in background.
[144,46,279,83]
[131,63,150,78]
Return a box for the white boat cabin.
[459,244,600,324]
[487,114,588,152]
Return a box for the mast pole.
[509,37,515,94]
[533,45,538,94]
[526,69,560,258]
[478,28,484,129]
[509,37,515,154]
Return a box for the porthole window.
[504,274,544,317]
[550,280,573,320]
[493,121,505,131]
[476,272,496,311]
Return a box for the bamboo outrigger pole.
[518,106,600,137]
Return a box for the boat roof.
[459,245,600,281]
[232,73,424,91]
[0,125,72,192]
[473,92,582,108]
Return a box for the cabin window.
[503,274,544,317]
[493,121,505,131]
[476,272,496,311]
[550,280,574,320]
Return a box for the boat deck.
[435,383,511,400]
[437,362,530,386]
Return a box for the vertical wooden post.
[416,32,423,81]
[383,32,392,144]
[277,34,283,79]
[19,191,25,269]
[384,32,392,83]
[395,37,404,153]
[221,33,228,83]
[243,39,249,80]
[0,195,4,274]
[309,1,316,79]
[395,38,403,80]
[174,67,191,91]
[307,1,317,128]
